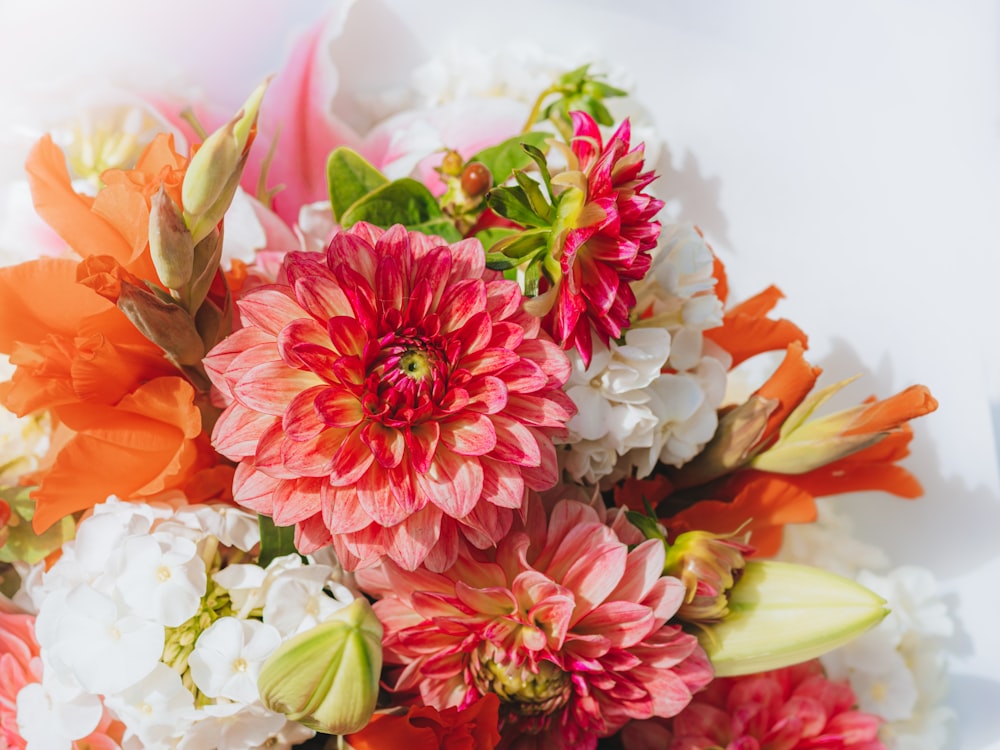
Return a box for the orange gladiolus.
[0,134,224,532]
[347,695,501,750]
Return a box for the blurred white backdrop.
[1,1,998,746]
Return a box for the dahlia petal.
[321,483,373,534]
[231,462,281,513]
[415,246,453,309]
[293,513,334,555]
[439,413,497,456]
[362,422,406,469]
[497,358,549,394]
[454,581,517,617]
[416,447,483,519]
[421,518,462,573]
[328,231,379,283]
[385,507,444,572]
[271,477,323,526]
[282,386,328,440]
[212,404,277,460]
[480,458,524,509]
[203,326,274,390]
[276,317,331,369]
[489,414,542,467]
[438,279,487,333]
[504,393,575,428]
[314,388,365,429]
[454,311,493,354]
[574,601,656,649]
[404,421,440,474]
[375,254,406,314]
[233,362,324,416]
[253,421,300,480]
[519,427,561,489]
[237,287,308,335]
[280,428,348,477]
[329,426,376,485]
[485,279,523,321]
[291,272,353,321]
[447,237,487,281]
[357,463,411,527]
[458,501,513,549]
[464,375,509,414]
[289,343,342,380]
[608,538,668,605]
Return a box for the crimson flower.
[544,111,663,365]
[206,223,574,571]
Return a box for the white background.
[1,1,998,746]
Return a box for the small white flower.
[16,680,104,750]
[36,586,163,694]
[188,617,282,704]
[111,534,206,627]
[262,566,353,638]
[103,663,194,747]
[178,702,287,750]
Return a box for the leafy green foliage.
[327,148,389,223]
[0,486,75,565]
[258,514,299,568]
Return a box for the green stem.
[521,85,562,134]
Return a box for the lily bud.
[258,598,383,735]
[698,561,888,677]
[183,79,268,244]
[149,185,194,290]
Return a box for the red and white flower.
[206,223,574,572]
[357,500,712,750]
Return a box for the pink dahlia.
[206,223,574,571]
[356,499,713,750]
[544,111,663,366]
[622,660,885,750]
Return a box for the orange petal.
[705,286,807,368]
[25,135,132,261]
[754,342,823,446]
[0,258,111,349]
[844,385,938,437]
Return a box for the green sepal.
[486,186,549,228]
[326,148,389,223]
[475,227,519,251]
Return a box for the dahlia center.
[470,645,571,719]
[398,349,433,381]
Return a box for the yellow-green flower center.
[398,349,433,381]
[470,645,571,719]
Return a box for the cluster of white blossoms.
[778,499,955,749]
[561,223,728,485]
[13,497,356,750]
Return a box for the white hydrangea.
[13,497,356,750]
[778,515,953,749]
[560,223,728,485]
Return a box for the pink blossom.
[356,499,712,750]
[545,112,663,366]
[622,660,885,750]
[206,223,574,572]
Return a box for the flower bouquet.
[0,3,959,749]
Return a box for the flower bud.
[698,561,888,677]
[440,150,464,177]
[149,185,194,290]
[183,79,268,244]
[258,598,383,735]
[663,530,753,623]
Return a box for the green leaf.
[489,228,549,260]
[486,186,548,228]
[258,514,299,568]
[340,179,447,231]
[327,148,389,223]
[470,132,550,187]
[521,144,554,201]
[408,219,463,243]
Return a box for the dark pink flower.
[544,111,663,365]
[356,500,712,750]
[622,660,885,750]
[206,223,574,572]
